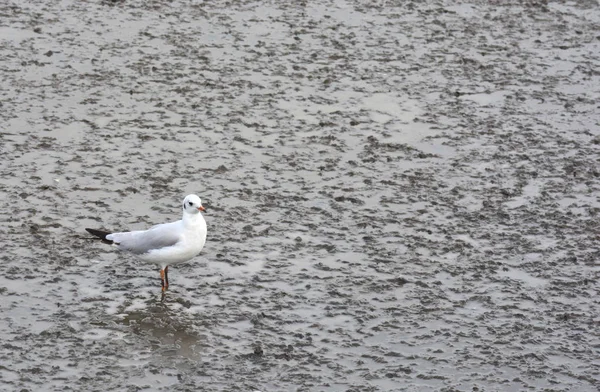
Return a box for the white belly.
[136,226,207,268]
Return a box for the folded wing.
[108,223,182,255]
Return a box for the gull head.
[182,194,205,214]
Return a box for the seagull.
[85,194,207,293]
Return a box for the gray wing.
[108,222,182,255]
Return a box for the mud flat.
[0,0,599,391]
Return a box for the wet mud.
[1,0,599,391]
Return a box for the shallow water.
[1,0,599,391]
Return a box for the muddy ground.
[1,0,599,391]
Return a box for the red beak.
[198,206,206,212]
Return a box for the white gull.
[86,194,207,292]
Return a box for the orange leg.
[164,266,169,290]
[160,268,166,292]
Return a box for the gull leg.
[160,268,166,292]
[164,266,169,291]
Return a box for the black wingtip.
[85,228,114,244]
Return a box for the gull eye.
[188,201,193,207]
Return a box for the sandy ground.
[1,0,599,391]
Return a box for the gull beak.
[198,206,206,212]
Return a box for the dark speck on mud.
[1,0,599,391]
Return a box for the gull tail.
[85,228,114,245]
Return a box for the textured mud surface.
[1,0,599,391]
